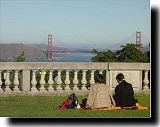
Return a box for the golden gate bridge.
[34,31,148,60]
[45,31,141,60]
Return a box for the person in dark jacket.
[113,73,138,107]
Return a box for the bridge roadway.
[51,50,92,53]
[40,50,92,53]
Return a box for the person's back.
[87,82,114,108]
[115,80,135,107]
[87,74,115,109]
[114,73,137,107]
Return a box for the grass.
[0,93,150,117]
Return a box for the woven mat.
[79,106,149,110]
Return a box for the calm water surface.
[27,53,93,62]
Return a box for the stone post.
[39,70,46,91]
[99,70,103,74]
[65,70,71,92]
[48,70,54,91]
[31,70,38,91]
[143,70,149,90]
[89,70,95,85]
[73,70,79,92]
[81,70,88,91]
[13,70,20,92]
[56,70,62,91]
[5,70,11,92]
[21,70,31,92]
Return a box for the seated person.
[86,74,115,109]
[113,73,138,107]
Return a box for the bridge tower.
[47,34,52,60]
[136,31,141,51]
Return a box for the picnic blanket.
[79,103,149,110]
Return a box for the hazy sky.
[0,0,150,48]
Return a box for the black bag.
[80,98,87,109]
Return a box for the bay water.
[27,53,93,62]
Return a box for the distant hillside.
[0,43,47,61]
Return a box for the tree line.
[91,43,149,62]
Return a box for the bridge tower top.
[47,34,52,60]
[136,31,141,51]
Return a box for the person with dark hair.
[86,74,115,109]
[114,73,138,107]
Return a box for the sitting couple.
[86,73,138,109]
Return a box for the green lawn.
[0,93,150,117]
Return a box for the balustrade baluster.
[81,70,88,91]
[73,70,79,92]
[48,70,54,91]
[0,71,3,92]
[56,70,62,91]
[99,70,103,74]
[13,70,20,92]
[5,70,11,92]
[65,70,71,92]
[89,70,95,85]
[39,70,46,91]
[143,70,149,90]
[31,70,38,91]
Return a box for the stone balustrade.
[0,62,150,96]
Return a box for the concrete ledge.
[109,63,150,70]
[0,62,109,70]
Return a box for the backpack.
[57,93,79,110]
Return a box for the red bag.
[57,93,78,110]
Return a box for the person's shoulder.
[125,81,133,86]
[115,84,120,88]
